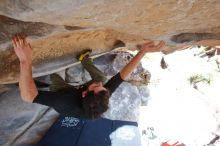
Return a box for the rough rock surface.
[1,0,220,42]
[0,86,59,146]
[0,0,220,83]
[0,28,144,84]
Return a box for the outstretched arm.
[120,41,165,80]
[12,34,38,102]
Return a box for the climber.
[12,33,165,119]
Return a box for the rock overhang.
[0,0,220,83]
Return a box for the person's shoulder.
[58,87,80,93]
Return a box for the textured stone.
[0,27,144,84]
[0,0,220,83]
[1,0,220,42]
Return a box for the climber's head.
[81,82,110,119]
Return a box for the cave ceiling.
[0,0,220,83]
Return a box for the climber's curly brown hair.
[82,90,110,119]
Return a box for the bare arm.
[120,41,165,80]
[12,34,38,102]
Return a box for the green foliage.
[188,74,212,85]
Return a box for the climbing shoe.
[78,49,92,61]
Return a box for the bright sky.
[139,47,220,146]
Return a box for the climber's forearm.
[12,34,38,102]
[120,41,165,80]
[120,50,145,80]
[19,61,38,102]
